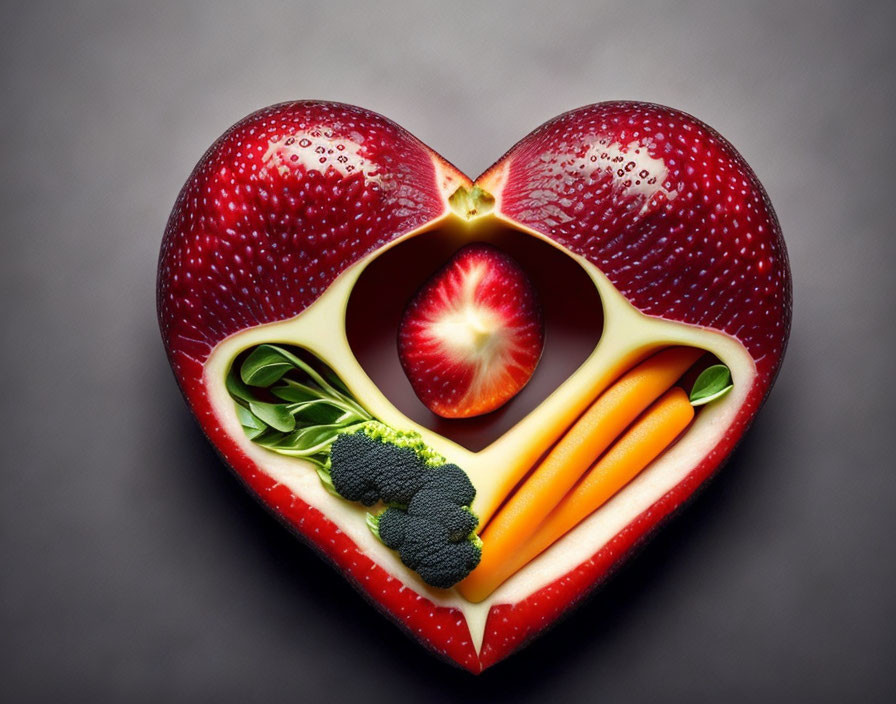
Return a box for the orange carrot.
[457,346,701,602]
[464,387,694,600]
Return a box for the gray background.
[2,1,894,701]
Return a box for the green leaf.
[316,466,340,497]
[260,344,335,391]
[226,368,255,404]
[226,343,373,460]
[259,423,346,456]
[240,345,296,387]
[323,369,351,395]
[236,405,267,440]
[290,400,347,426]
[243,426,267,441]
[270,379,321,403]
[248,400,296,432]
[366,512,382,540]
[689,364,734,406]
[254,428,291,446]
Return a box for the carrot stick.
[463,387,694,601]
[457,346,701,602]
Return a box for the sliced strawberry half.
[397,243,545,418]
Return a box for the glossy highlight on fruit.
[398,243,544,418]
[158,100,791,673]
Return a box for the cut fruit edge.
[199,205,757,658]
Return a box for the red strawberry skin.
[158,101,790,673]
[158,101,466,382]
[482,101,790,382]
[398,243,544,418]
[476,102,790,667]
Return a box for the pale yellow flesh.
[202,211,755,654]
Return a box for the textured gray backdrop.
[2,1,894,701]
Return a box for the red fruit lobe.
[158,101,462,377]
[487,101,791,384]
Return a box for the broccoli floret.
[326,421,481,589]
[371,489,481,588]
[420,463,476,506]
[412,491,478,540]
[408,490,478,541]
[327,433,384,505]
[357,421,445,467]
[328,426,428,505]
[395,528,482,589]
[375,507,410,549]
[414,541,481,590]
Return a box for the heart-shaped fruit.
[158,101,790,673]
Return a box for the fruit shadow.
[153,344,789,700]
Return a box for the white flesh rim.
[202,211,756,655]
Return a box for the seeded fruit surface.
[488,102,791,381]
[158,101,455,376]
